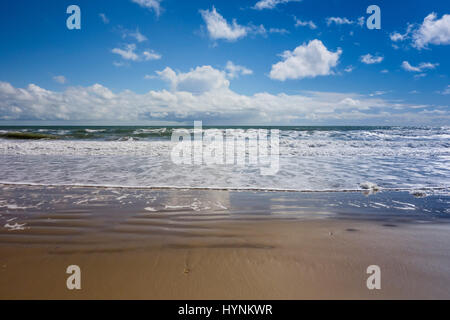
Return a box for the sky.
[0,0,449,125]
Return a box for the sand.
[0,185,450,299]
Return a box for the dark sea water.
[0,125,404,141]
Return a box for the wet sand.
[1,185,450,299]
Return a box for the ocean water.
[0,126,449,192]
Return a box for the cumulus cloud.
[112,44,161,62]
[0,77,446,124]
[401,61,439,72]
[389,14,449,49]
[294,17,317,29]
[225,61,253,79]
[99,13,109,24]
[200,7,248,41]
[413,13,450,49]
[154,63,251,94]
[199,7,284,41]
[360,54,384,64]
[131,0,162,16]
[156,66,230,94]
[53,76,67,84]
[253,0,301,10]
[326,17,354,26]
[269,40,342,81]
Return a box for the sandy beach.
[1,185,449,299]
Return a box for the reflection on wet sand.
[0,185,450,299]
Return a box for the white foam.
[1,204,32,210]
[0,127,448,192]
[4,222,27,231]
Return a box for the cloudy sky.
[0,0,449,125]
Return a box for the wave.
[0,132,60,140]
[0,126,449,142]
[0,126,448,192]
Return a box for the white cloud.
[131,0,162,16]
[360,54,383,64]
[248,24,267,36]
[390,32,406,42]
[99,13,109,24]
[294,17,317,29]
[390,24,414,42]
[128,28,148,43]
[225,61,253,79]
[326,17,353,26]
[441,85,450,95]
[154,62,251,93]
[200,7,248,41]
[344,65,354,73]
[413,13,450,49]
[142,50,161,60]
[119,27,148,43]
[269,28,289,34]
[0,77,446,124]
[156,66,230,94]
[199,7,280,41]
[53,76,67,84]
[112,44,161,62]
[270,40,342,81]
[253,0,301,10]
[401,61,439,72]
[112,44,140,61]
[380,69,389,74]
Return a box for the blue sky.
[0,0,449,125]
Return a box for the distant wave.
[0,132,60,140]
[2,125,448,141]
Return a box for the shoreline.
[0,181,448,193]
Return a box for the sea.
[0,126,449,193]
